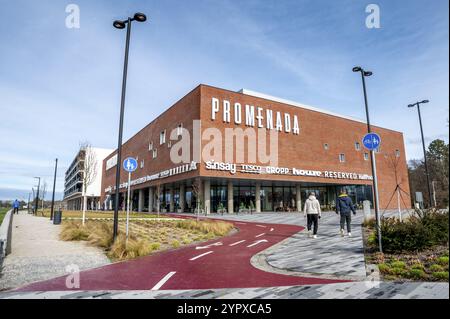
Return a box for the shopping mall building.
[100,84,411,213]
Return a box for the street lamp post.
[34,177,41,216]
[353,66,382,253]
[50,158,58,220]
[112,13,147,241]
[27,192,31,214]
[408,100,432,208]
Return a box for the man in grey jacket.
[303,192,321,238]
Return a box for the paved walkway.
[0,211,110,291]
[1,281,447,299]
[13,217,344,291]
[189,211,367,280]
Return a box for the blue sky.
[0,0,448,201]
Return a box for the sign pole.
[126,171,131,240]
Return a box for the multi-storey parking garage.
[100,84,411,213]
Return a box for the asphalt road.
[15,215,347,291]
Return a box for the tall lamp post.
[408,100,432,208]
[50,158,58,220]
[352,66,382,253]
[34,177,41,216]
[112,12,147,241]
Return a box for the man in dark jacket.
[336,189,356,237]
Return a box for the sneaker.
[313,235,317,239]
[348,232,352,237]
[340,229,345,237]
[307,230,312,238]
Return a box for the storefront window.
[211,185,227,212]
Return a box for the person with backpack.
[336,189,356,237]
[303,192,321,238]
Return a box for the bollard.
[363,200,372,223]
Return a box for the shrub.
[367,232,377,246]
[175,220,233,236]
[378,210,449,253]
[171,240,180,248]
[391,267,408,276]
[60,222,90,241]
[378,263,391,274]
[430,264,444,272]
[363,218,376,228]
[411,263,425,270]
[87,222,113,248]
[437,256,449,266]
[150,242,160,251]
[432,271,449,280]
[408,269,427,280]
[390,261,406,269]
[108,235,154,260]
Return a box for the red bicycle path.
[15,214,349,291]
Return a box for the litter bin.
[53,210,62,225]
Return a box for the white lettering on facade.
[204,161,372,181]
[211,97,300,135]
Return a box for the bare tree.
[80,141,97,225]
[191,178,203,221]
[383,152,411,220]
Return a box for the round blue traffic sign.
[362,133,381,151]
[123,157,137,172]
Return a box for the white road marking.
[255,233,265,238]
[270,228,274,232]
[151,271,176,290]
[256,224,267,228]
[229,240,246,246]
[235,222,247,225]
[195,242,223,250]
[247,239,268,247]
[189,251,213,261]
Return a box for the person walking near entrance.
[12,199,20,214]
[303,192,321,238]
[336,189,356,237]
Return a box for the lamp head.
[352,66,362,72]
[421,100,429,104]
[113,20,126,29]
[133,12,147,22]
[363,71,373,76]
[408,104,415,108]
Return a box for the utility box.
[53,210,62,225]
[363,200,372,222]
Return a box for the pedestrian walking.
[12,199,20,214]
[336,189,356,237]
[303,192,321,238]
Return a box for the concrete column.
[255,183,261,213]
[227,180,234,214]
[148,187,154,212]
[204,179,211,215]
[169,186,175,212]
[296,184,302,213]
[138,189,144,212]
[179,184,185,213]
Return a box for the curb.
[0,209,14,265]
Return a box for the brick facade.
[100,84,411,211]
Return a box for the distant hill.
[0,187,63,201]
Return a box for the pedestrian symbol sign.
[362,133,381,151]
[123,157,137,172]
